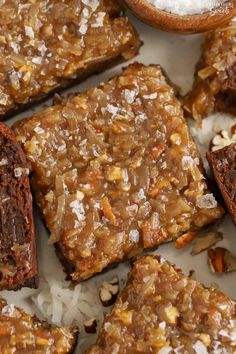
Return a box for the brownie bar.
[0,123,38,290]
[0,0,140,119]
[183,21,236,123]
[207,143,236,226]
[88,256,236,354]
[0,296,78,353]
[13,63,224,282]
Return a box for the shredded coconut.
[148,0,228,16]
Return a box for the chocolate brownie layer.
[0,123,38,290]
[207,143,236,226]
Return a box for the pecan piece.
[84,318,97,334]
[210,126,236,152]
[99,277,119,307]
[208,247,236,273]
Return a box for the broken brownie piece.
[183,21,236,122]
[0,0,140,118]
[207,143,236,226]
[0,123,38,290]
[88,256,236,354]
[0,296,78,353]
[13,63,224,282]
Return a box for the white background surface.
[3,13,236,353]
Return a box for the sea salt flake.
[92,12,105,27]
[102,104,119,116]
[135,113,147,123]
[159,321,166,329]
[182,156,195,170]
[196,194,217,209]
[149,0,228,16]
[123,89,136,104]
[0,92,9,106]
[70,200,85,221]
[25,26,34,39]
[158,347,172,354]
[82,0,99,11]
[129,229,139,243]
[143,92,158,99]
[193,340,208,354]
[32,56,42,65]
[34,126,45,134]
[14,167,30,177]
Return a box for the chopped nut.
[175,231,198,249]
[105,166,125,182]
[191,231,223,255]
[199,333,211,347]
[117,310,133,325]
[163,305,179,325]
[170,133,182,146]
[0,158,8,166]
[99,278,119,307]
[150,142,166,160]
[101,197,117,226]
[208,247,236,273]
[14,167,30,178]
[84,318,97,334]
[210,128,236,152]
[198,66,216,80]
[188,270,196,280]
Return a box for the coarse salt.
[148,0,228,16]
[196,194,218,209]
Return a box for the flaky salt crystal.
[129,229,139,243]
[192,340,208,354]
[25,26,34,39]
[182,156,194,170]
[196,194,217,209]
[92,12,106,28]
[123,89,136,104]
[143,92,158,99]
[70,200,85,221]
[148,0,227,16]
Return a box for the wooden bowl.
[123,0,236,33]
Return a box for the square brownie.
[88,256,236,354]
[183,21,236,122]
[0,123,38,290]
[0,0,140,118]
[207,143,236,226]
[13,63,224,282]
